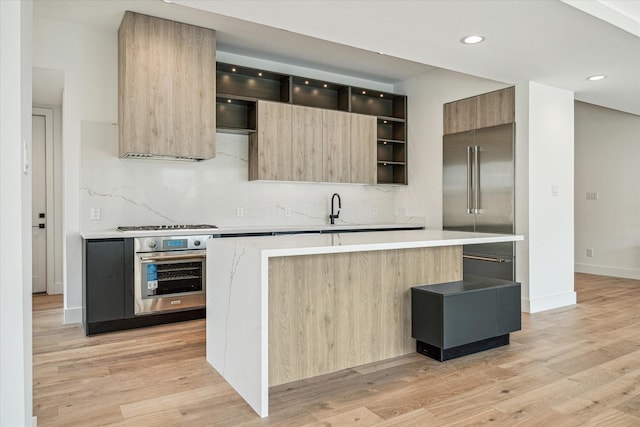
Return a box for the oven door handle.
[140,254,206,262]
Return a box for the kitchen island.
[206,229,523,417]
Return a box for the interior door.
[474,123,515,234]
[443,130,475,231]
[32,114,47,293]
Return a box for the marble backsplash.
[80,121,399,232]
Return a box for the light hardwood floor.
[33,273,640,426]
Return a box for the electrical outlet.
[586,248,594,257]
[236,207,244,218]
[90,207,101,220]
[586,192,599,201]
[284,207,291,217]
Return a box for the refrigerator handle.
[474,145,480,214]
[466,146,473,214]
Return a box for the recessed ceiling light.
[461,35,485,44]
[587,75,606,81]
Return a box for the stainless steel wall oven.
[134,235,210,315]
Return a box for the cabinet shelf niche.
[291,76,349,111]
[217,62,290,103]
[377,118,405,142]
[351,88,406,119]
[377,141,406,164]
[377,163,406,185]
[216,96,257,134]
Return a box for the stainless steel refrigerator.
[443,123,515,280]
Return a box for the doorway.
[32,108,54,294]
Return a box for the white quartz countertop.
[210,229,523,258]
[79,223,423,239]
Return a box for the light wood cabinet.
[249,101,292,181]
[443,87,515,135]
[323,110,351,183]
[476,86,515,129]
[249,102,376,183]
[350,113,377,184]
[443,96,477,135]
[291,106,323,182]
[118,12,216,160]
[218,62,408,184]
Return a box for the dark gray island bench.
[412,275,521,361]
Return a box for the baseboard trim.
[521,291,576,313]
[575,263,640,280]
[64,307,82,324]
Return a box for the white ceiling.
[33,0,640,115]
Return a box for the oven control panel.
[135,235,213,253]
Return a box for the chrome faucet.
[329,193,341,225]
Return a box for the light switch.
[551,185,559,197]
[90,207,101,220]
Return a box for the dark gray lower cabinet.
[83,238,134,334]
[411,276,521,361]
[83,238,204,335]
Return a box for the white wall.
[574,102,640,279]
[33,16,402,322]
[521,82,576,312]
[0,0,33,424]
[33,15,118,322]
[393,69,509,226]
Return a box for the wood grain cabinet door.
[350,113,377,184]
[118,12,216,159]
[249,101,292,181]
[476,87,515,129]
[443,97,477,135]
[323,110,351,183]
[291,105,323,182]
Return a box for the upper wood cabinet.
[476,87,515,129]
[291,106,323,182]
[249,102,376,184]
[323,110,352,183]
[443,97,477,135]
[443,87,515,135]
[249,101,292,181]
[350,114,377,184]
[118,12,216,160]
[218,62,408,184]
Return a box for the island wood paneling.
[291,105,323,182]
[268,245,462,386]
[350,113,377,184]
[118,12,216,159]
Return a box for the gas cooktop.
[117,224,218,232]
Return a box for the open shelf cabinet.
[216,95,257,134]
[216,61,408,184]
